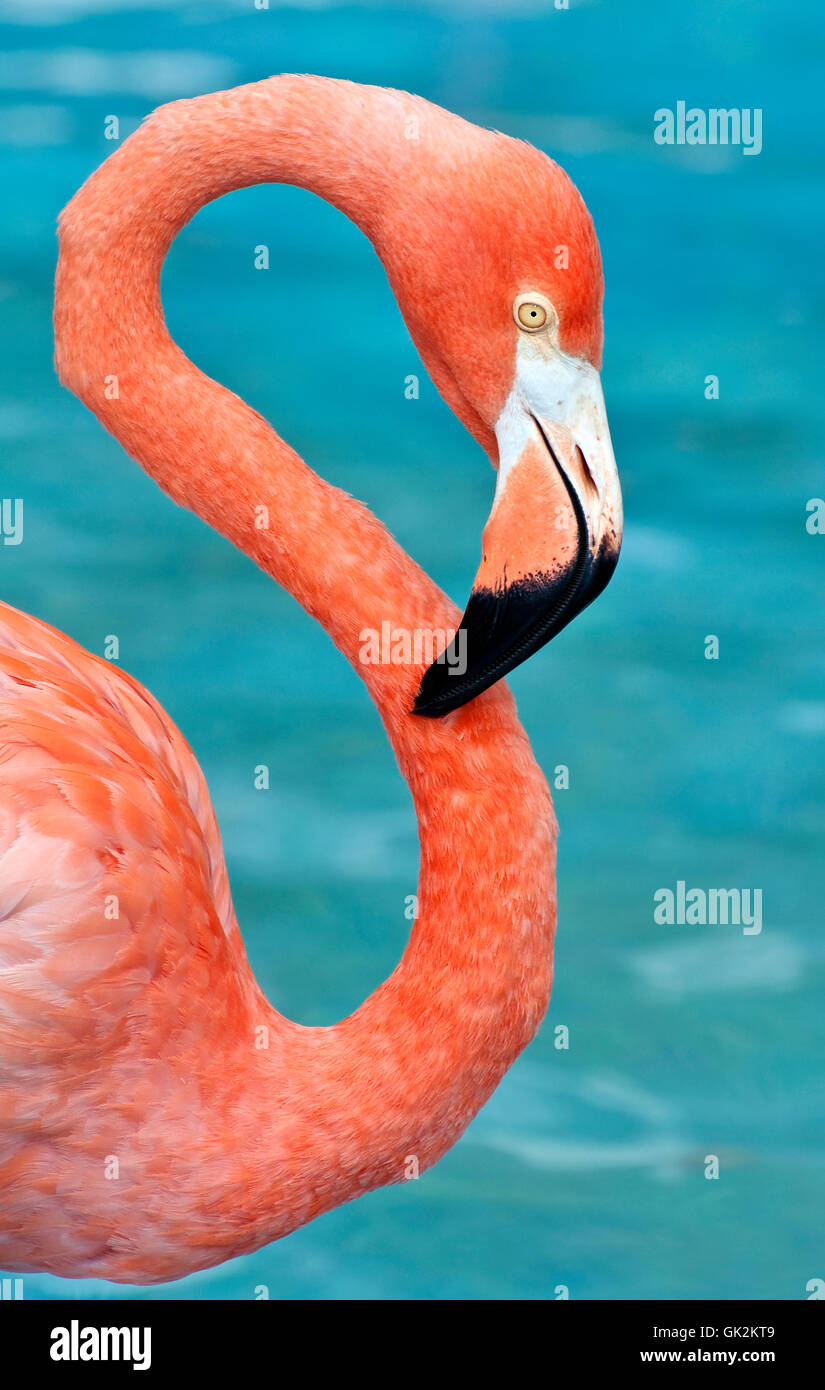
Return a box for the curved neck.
[56,77,438,753]
[55,77,556,1264]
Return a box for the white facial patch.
[492,336,623,550]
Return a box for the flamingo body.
[0,595,555,1282]
[0,76,620,1282]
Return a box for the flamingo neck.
[54,76,556,1268]
[55,77,437,736]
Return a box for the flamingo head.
[387,124,622,717]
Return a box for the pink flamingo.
[0,77,621,1283]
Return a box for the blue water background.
[0,0,823,1299]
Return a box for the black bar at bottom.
[0,1298,820,1376]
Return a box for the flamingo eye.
[513,293,556,333]
[517,302,546,329]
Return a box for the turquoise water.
[1,0,823,1300]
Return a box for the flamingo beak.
[414,355,622,717]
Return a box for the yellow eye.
[517,302,547,329]
[513,293,556,333]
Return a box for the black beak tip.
[412,662,466,718]
[410,538,621,721]
[411,577,547,719]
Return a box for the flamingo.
[0,76,621,1284]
